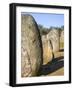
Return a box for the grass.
[60,42,64,49]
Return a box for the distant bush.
[38,24,64,36]
[38,24,50,35]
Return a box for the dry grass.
[48,67,64,76]
[54,52,64,58]
[60,42,64,49]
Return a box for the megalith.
[47,29,60,53]
[60,30,64,49]
[42,35,53,64]
[21,14,43,77]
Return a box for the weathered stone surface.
[60,30,64,49]
[41,29,60,64]
[21,15,43,77]
[60,30,64,42]
[47,29,60,52]
[42,35,53,65]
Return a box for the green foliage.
[61,25,64,29]
[38,24,64,36]
[38,24,50,35]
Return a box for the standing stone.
[60,30,64,42]
[47,29,60,52]
[42,35,53,64]
[41,29,60,64]
[60,30,64,49]
[21,14,43,77]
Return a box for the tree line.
[38,24,64,36]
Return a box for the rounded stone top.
[21,14,35,24]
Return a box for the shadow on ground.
[38,56,64,76]
[59,49,64,52]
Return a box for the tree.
[38,24,49,35]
